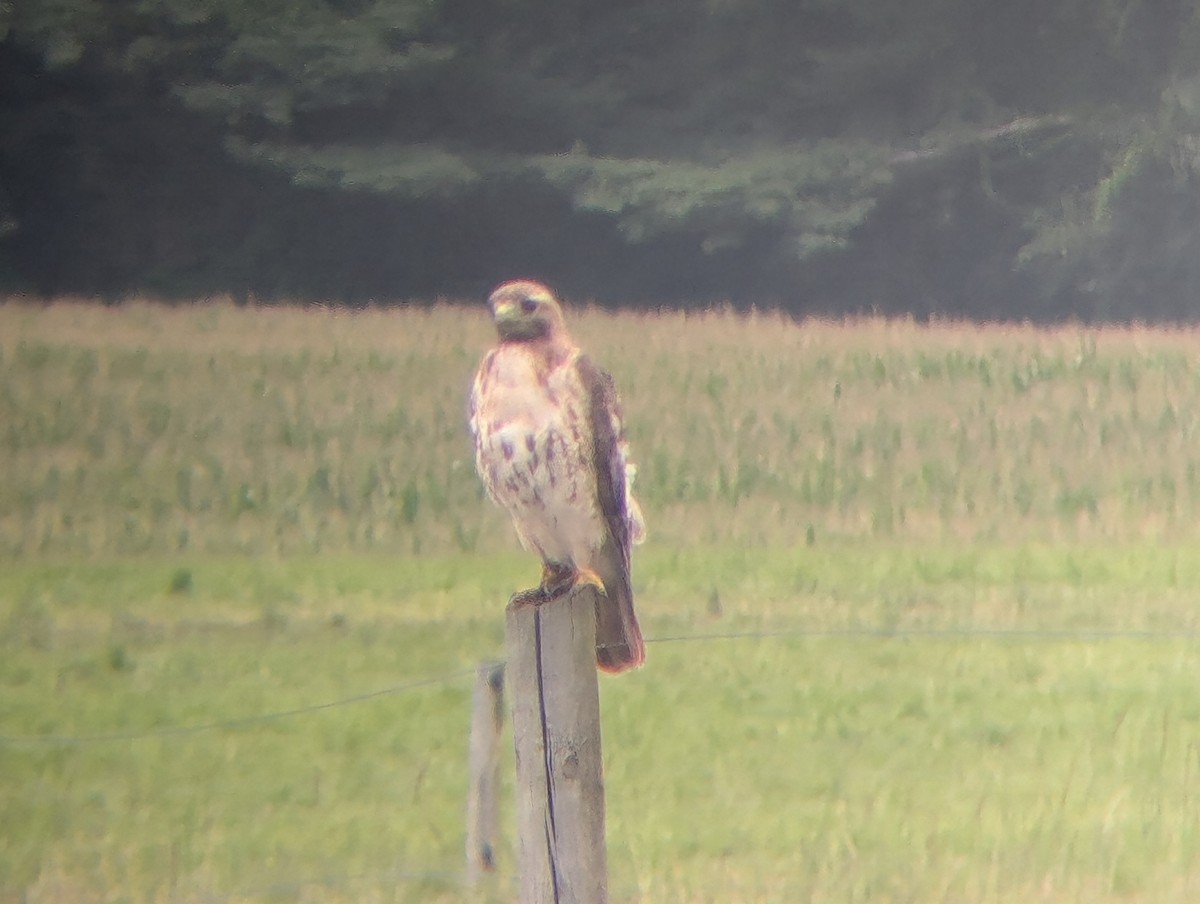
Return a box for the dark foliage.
[3,0,1200,320]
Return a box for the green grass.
[4,299,1200,901]
[4,548,1200,902]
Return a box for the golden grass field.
[6,298,1200,558]
[3,297,1200,902]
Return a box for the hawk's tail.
[593,539,645,674]
[595,587,644,674]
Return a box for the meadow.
[3,297,1200,902]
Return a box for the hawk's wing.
[575,353,645,673]
[467,349,501,507]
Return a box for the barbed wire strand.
[5,624,1197,748]
[0,666,479,748]
[644,624,1200,644]
[199,863,470,904]
[199,624,1200,902]
[7,623,1198,902]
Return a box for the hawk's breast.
[472,347,604,565]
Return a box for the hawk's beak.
[492,299,549,341]
[492,298,520,323]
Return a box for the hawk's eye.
[521,298,539,314]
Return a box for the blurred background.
[4,0,1200,320]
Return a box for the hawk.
[469,280,646,674]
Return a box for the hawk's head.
[487,280,568,344]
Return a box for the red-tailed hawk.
[469,280,646,674]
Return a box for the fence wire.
[3,624,1196,748]
[0,666,479,747]
[6,622,1200,901]
[197,864,470,904]
[646,624,1200,644]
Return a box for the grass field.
[3,298,1200,902]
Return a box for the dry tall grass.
[4,297,1199,558]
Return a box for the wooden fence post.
[466,661,506,887]
[505,585,608,904]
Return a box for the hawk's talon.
[507,586,552,611]
[573,567,608,596]
[508,564,609,610]
[541,562,576,599]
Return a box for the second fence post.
[505,585,608,904]
[466,661,505,886]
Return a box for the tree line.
[2,0,1200,321]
